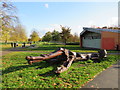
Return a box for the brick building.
[80,27,120,50]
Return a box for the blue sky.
[13,2,118,37]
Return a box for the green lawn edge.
[2,52,119,88]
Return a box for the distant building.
[80,27,120,50]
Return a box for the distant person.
[116,44,119,51]
[16,43,18,47]
[11,42,13,47]
[29,41,32,46]
[14,42,16,48]
[22,42,26,47]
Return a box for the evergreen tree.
[52,30,61,41]
[42,31,52,42]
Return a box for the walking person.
[22,42,26,47]
[16,42,18,47]
[14,42,16,48]
[11,42,13,47]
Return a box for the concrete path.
[0,51,49,56]
[82,61,120,88]
[0,46,50,56]
[0,51,13,56]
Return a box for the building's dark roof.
[80,27,120,35]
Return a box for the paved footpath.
[82,60,120,89]
[0,47,49,56]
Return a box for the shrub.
[66,42,79,45]
[86,60,94,63]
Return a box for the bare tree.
[0,0,19,43]
[1,1,19,28]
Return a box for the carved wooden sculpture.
[25,48,107,73]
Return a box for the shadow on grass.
[38,69,60,77]
[2,61,61,77]
[37,61,62,77]
[113,66,120,68]
[2,59,102,77]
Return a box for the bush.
[86,60,94,63]
[66,42,79,45]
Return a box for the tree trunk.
[5,38,7,44]
[64,39,66,45]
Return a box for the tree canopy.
[30,30,40,42]
[52,30,61,41]
[60,25,71,44]
[42,31,52,42]
[9,24,28,42]
[0,1,19,43]
[1,1,19,31]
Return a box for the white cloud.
[43,27,53,31]
[44,4,49,8]
[42,24,61,32]
[87,20,96,27]
[78,25,82,29]
[50,24,62,32]
[70,26,83,35]
[77,25,84,32]
[79,20,97,28]
[107,17,118,27]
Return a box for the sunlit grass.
[24,44,98,53]
[22,42,119,53]
[2,52,119,88]
[0,44,11,51]
[1,43,30,51]
[1,42,119,53]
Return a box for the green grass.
[23,44,98,53]
[1,42,119,53]
[20,42,119,53]
[1,43,30,51]
[2,52,119,88]
[0,44,11,51]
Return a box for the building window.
[84,36,92,39]
[92,36,101,39]
[83,36,101,39]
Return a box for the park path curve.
[0,47,49,56]
[82,61,119,88]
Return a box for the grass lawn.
[2,52,119,88]
[1,42,119,53]
[20,42,119,53]
[0,44,12,51]
[0,43,30,51]
[23,44,98,53]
